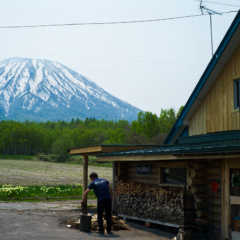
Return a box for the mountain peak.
[0,57,140,121]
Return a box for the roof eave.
[97,152,240,162]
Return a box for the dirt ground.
[0,200,176,240]
[0,159,112,185]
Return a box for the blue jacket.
[88,178,111,201]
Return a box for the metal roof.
[99,142,240,157]
[177,130,240,145]
[100,131,240,157]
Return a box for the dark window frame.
[234,79,240,109]
[161,167,186,185]
[230,168,240,196]
[136,164,152,175]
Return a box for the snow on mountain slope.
[0,57,140,121]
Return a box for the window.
[234,79,240,109]
[161,168,186,185]
[136,165,152,175]
[231,169,240,196]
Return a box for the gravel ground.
[0,200,85,211]
[0,201,176,240]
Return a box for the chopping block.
[79,201,92,232]
[79,213,92,232]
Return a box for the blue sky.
[0,0,238,114]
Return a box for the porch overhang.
[69,144,161,156]
[97,153,240,162]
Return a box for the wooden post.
[112,162,116,214]
[82,154,88,214]
[221,159,230,240]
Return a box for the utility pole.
[200,1,221,56]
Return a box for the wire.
[197,0,240,8]
[0,10,238,30]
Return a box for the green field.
[0,184,94,201]
[0,158,112,201]
[0,159,112,186]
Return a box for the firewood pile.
[65,215,130,231]
[115,181,184,225]
[91,215,130,231]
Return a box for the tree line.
[0,107,183,161]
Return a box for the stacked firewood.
[66,215,129,231]
[115,181,184,225]
[91,215,130,231]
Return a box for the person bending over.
[82,172,112,234]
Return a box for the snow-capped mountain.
[0,57,140,121]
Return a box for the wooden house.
[70,11,240,240]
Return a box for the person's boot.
[97,227,104,235]
[107,227,112,235]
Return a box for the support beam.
[221,159,230,240]
[82,155,89,214]
[112,162,116,214]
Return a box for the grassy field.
[0,184,94,201]
[0,159,112,186]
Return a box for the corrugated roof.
[99,142,240,157]
[177,130,240,145]
[99,131,240,157]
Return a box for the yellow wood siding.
[189,46,240,135]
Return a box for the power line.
[0,10,238,30]
[197,0,240,8]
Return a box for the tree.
[0,107,183,156]
[158,108,177,133]
[177,105,184,118]
[131,112,160,140]
[104,128,127,144]
[51,130,74,162]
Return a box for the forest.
[0,107,182,161]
